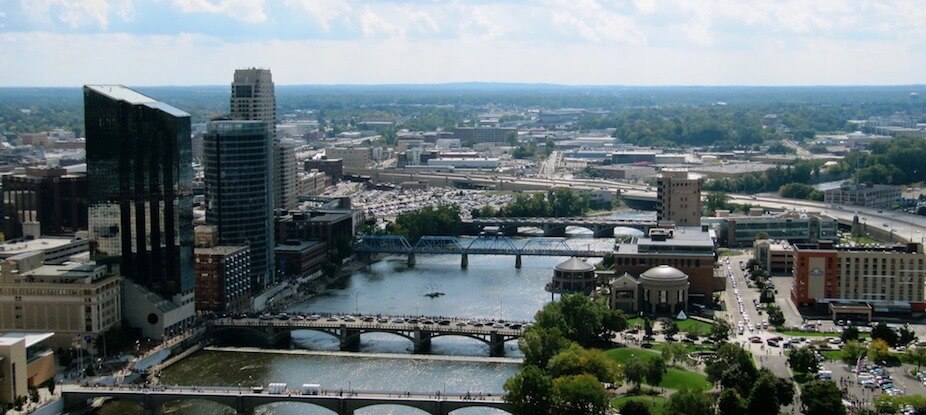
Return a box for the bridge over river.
[462,216,656,237]
[208,315,525,357]
[353,235,612,268]
[62,385,511,415]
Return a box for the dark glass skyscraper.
[84,85,194,300]
[203,120,274,289]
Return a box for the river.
[100,232,631,414]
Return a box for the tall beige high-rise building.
[274,138,299,211]
[230,68,276,138]
[229,68,296,211]
[657,169,702,226]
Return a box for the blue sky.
[0,0,924,86]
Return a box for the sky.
[0,0,924,87]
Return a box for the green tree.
[503,365,554,415]
[868,339,891,364]
[665,388,714,415]
[705,191,731,213]
[624,360,646,391]
[906,347,926,372]
[787,348,819,374]
[28,387,38,404]
[841,326,860,342]
[766,304,785,326]
[872,322,899,347]
[552,374,610,415]
[386,204,461,244]
[645,356,667,386]
[663,321,679,337]
[519,326,571,368]
[899,325,918,346]
[619,400,652,415]
[746,370,788,415]
[547,344,622,384]
[661,342,691,367]
[802,380,847,415]
[711,319,731,339]
[717,389,747,415]
[841,341,865,365]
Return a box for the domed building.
[640,265,689,315]
[551,257,596,294]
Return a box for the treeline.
[504,294,627,415]
[851,136,926,185]
[472,189,590,218]
[384,205,461,244]
[704,159,848,194]
[779,183,824,201]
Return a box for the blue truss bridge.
[353,235,612,268]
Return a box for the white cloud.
[360,7,400,39]
[283,0,352,32]
[2,30,923,87]
[20,0,112,29]
[171,0,267,23]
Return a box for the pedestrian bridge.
[353,235,612,268]
[207,316,525,357]
[62,385,511,415]
[463,216,656,237]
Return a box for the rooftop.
[0,332,54,348]
[85,85,190,117]
[0,237,85,256]
[275,240,325,253]
[195,245,248,256]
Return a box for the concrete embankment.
[203,346,523,365]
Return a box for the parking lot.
[823,359,926,411]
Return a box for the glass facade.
[203,120,274,290]
[84,85,194,299]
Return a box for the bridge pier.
[407,253,416,267]
[489,331,506,357]
[461,253,468,268]
[340,326,361,352]
[593,226,615,238]
[515,255,522,269]
[542,224,566,237]
[414,329,432,353]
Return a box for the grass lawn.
[628,317,646,327]
[612,395,669,415]
[775,328,869,339]
[676,319,713,336]
[605,347,711,391]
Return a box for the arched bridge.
[462,216,656,237]
[62,385,511,415]
[353,235,612,268]
[207,316,525,357]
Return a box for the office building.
[275,209,354,253]
[274,240,327,279]
[84,85,195,340]
[703,211,838,247]
[274,138,299,211]
[604,226,720,304]
[304,158,343,183]
[1,333,55,405]
[824,183,901,209]
[194,245,250,313]
[0,259,120,349]
[203,120,274,289]
[792,242,926,314]
[230,68,276,138]
[657,169,702,226]
[326,147,372,168]
[2,166,87,239]
[453,127,517,143]
[753,239,796,276]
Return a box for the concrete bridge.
[207,316,524,357]
[354,235,612,268]
[61,385,511,415]
[462,216,656,237]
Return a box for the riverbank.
[203,346,524,365]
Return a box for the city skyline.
[0,0,924,87]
